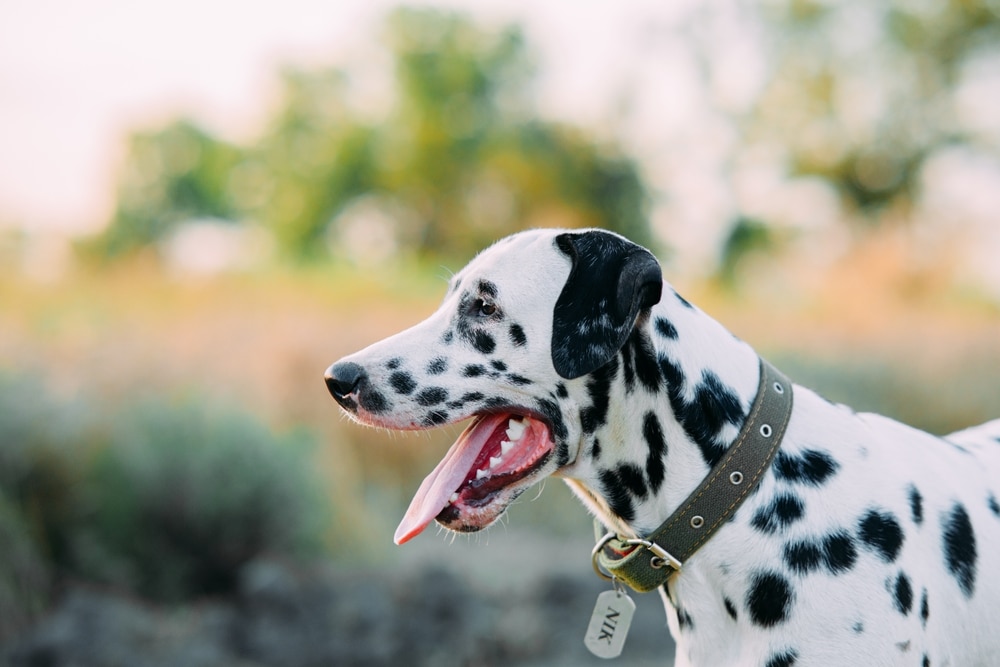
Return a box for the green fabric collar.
[592,358,794,593]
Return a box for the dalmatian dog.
[324,228,1000,667]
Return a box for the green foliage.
[718,216,777,287]
[0,373,329,603]
[0,496,49,642]
[88,8,652,264]
[751,0,1000,221]
[0,373,95,568]
[85,121,246,260]
[79,400,328,601]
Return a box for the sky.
[2,0,999,291]
[0,0,703,236]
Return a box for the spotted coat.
[326,228,1000,667]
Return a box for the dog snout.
[324,361,367,405]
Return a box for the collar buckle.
[592,532,684,582]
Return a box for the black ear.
[551,230,663,379]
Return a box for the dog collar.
[592,358,794,593]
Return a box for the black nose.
[324,361,367,402]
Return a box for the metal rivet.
[773,382,784,394]
[690,515,705,529]
[729,471,744,485]
[760,424,772,438]
[650,556,666,570]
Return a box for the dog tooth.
[450,493,459,503]
[476,468,489,480]
[490,455,502,469]
[500,440,514,455]
[506,419,526,441]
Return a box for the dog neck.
[560,287,763,541]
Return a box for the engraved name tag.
[583,589,636,659]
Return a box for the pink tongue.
[394,413,509,545]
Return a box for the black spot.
[784,540,822,574]
[490,360,508,372]
[509,323,527,347]
[858,509,904,563]
[631,332,662,393]
[389,371,417,395]
[724,597,737,621]
[621,340,636,391]
[988,493,1000,517]
[442,330,454,344]
[751,494,805,534]
[941,503,977,598]
[822,531,858,574]
[599,468,636,523]
[534,397,568,464]
[580,356,617,435]
[642,412,668,494]
[892,572,913,615]
[506,374,532,386]
[654,317,678,339]
[460,391,484,404]
[477,279,498,298]
[415,387,448,406]
[909,485,924,526]
[614,463,649,500]
[920,588,929,626]
[660,358,744,467]
[674,290,694,309]
[462,364,486,378]
[689,371,744,467]
[472,330,496,354]
[359,389,390,414]
[922,655,930,667]
[423,410,449,426]
[590,438,602,460]
[784,532,856,576]
[386,358,402,370]
[746,571,793,628]
[764,649,798,667]
[555,383,569,399]
[773,449,839,486]
[426,358,448,375]
[852,621,864,634]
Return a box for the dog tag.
[584,587,636,659]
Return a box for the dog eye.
[473,298,498,317]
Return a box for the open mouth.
[394,412,554,544]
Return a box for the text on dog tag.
[584,588,636,659]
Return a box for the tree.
[747,0,1000,221]
[88,8,653,264]
[86,121,244,260]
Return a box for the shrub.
[78,399,329,601]
[0,495,50,641]
[0,372,329,604]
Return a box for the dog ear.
[551,230,663,379]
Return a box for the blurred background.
[1,1,999,665]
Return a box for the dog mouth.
[394,412,554,544]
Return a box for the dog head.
[325,228,662,543]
